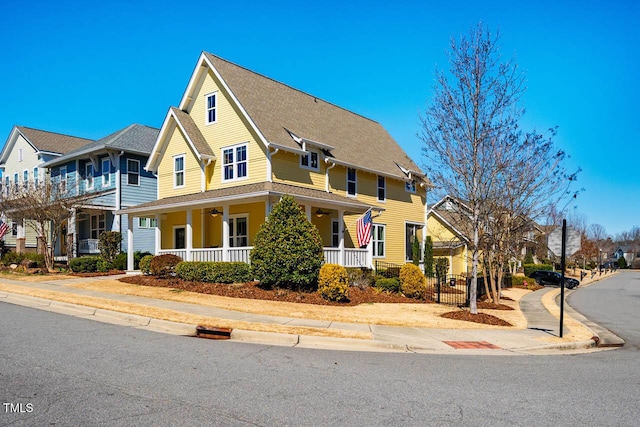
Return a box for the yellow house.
[427,196,471,276]
[121,52,428,270]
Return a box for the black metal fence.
[374,261,512,307]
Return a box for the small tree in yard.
[617,256,627,269]
[98,231,122,263]
[424,236,434,277]
[250,195,324,290]
[1,181,93,271]
[418,22,580,313]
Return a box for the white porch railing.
[79,239,100,254]
[157,247,370,267]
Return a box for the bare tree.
[419,23,580,312]
[1,181,91,271]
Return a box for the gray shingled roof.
[17,126,93,154]
[43,124,159,167]
[204,52,424,180]
[120,181,374,215]
[171,108,214,158]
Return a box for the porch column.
[68,208,77,259]
[305,205,311,221]
[154,213,161,255]
[127,215,134,271]
[186,209,193,261]
[222,206,229,262]
[338,210,345,266]
[367,238,374,269]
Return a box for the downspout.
[325,159,336,192]
[266,147,279,182]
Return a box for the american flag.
[356,209,372,247]
[0,220,8,240]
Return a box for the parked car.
[528,270,579,289]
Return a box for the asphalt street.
[1,273,639,427]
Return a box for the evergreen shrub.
[400,263,427,299]
[69,256,101,273]
[374,277,400,293]
[317,264,349,302]
[250,195,324,290]
[139,255,153,275]
[175,261,252,283]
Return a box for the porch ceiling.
[118,181,377,216]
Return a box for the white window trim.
[221,143,249,183]
[33,167,39,188]
[18,148,23,162]
[377,175,386,202]
[347,167,357,197]
[102,158,111,187]
[405,221,425,261]
[127,159,140,186]
[173,154,185,188]
[90,213,106,239]
[372,223,385,258]
[300,150,320,171]
[138,217,148,228]
[228,214,249,247]
[85,164,94,190]
[22,169,29,190]
[205,91,218,125]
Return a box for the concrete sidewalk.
[0,272,624,355]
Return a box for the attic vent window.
[206,92,217,124]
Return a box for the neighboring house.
[427,195,544,276]
[614,245,638,266]
[42,124,159,259]
[0,126,92,253]
[427,196,471,276]
[120,52,429,270]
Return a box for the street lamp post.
[599,249,602,275]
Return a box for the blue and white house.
[43,124,159,258]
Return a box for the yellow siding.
[272,151,326,191]
[157,127,202,198]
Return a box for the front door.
[175,227,186,249]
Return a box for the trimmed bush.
[175,261,252,284]
[98,231,122,263]
[134,251,153,270]
[139,255,153,275]
[250,195,324,290]
[347,268,375,289]
[96,259,112,272]
[69,256,101,273]
[113,252,128,270]
[317,264,349,302]
[149,254,182,278]
[524,263,553,277]
[400,263,427,299]
[374,277,400,293]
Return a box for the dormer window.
[300,150,319,171]
[206,92,217,124]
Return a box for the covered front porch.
[120,182,378,271]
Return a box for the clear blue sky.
[1,0,638,237]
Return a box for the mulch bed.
[119,275,435,307]
[441,310,513,326]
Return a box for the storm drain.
[196,325,233,340]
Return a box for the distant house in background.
[0,126,92,253]
[42,124,159,259]
[614,245,638,266]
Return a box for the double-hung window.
[372,224,385,258]
[206,92,217,124]
[23,170,28,191]
[86,164,94,190]
[90,214,105,239]
[300,151,319,171]
[174,155,185,188]
[33,167,38,188]
[377,175,386,202]
[4,176,9,195]
[347,168,357,196]
[59,167,67,193]
[102,158,110,187]
[127,159,140,186]
[222,144,247,181]
[13,173,18,192]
